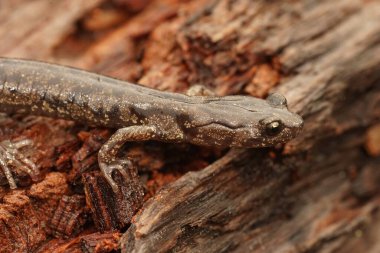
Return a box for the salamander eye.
[265,120,283,136]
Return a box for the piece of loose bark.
[47,195,88,238]
[80,231,121,253]
[34,232,121,253]
[34,238,83,253]
[82,169,144,232]
[69,129,111,186]
[0,172,69,252]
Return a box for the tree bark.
[0,0,379,252]
[121,0,380,252]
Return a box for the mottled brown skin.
[0,58,303,191]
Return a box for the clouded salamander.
[0,58,303,191]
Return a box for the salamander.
[0,58,303,191]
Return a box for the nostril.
[298,117,304,128]
[293,115,304,129]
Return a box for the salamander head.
[183,93,304,148]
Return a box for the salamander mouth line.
[193,121,297,133]
[192,122,245,130]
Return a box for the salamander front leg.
[0,139,39,189]
[98,125,160,193]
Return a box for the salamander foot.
[99,159,143,197]
[97,125,159,194]
[0,139,39,189]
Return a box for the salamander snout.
[252,113,303,145]
[236,93,304,147]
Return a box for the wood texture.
[0,0,379,252]
[121,0,380,252]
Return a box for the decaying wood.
[0,0,379,252]
[82,168,144,232]
[0,0,104,60]
[0,173,70,252]
[33,231,121,253]
[80,232,121,253]
[121,0,380,252]
[47,195,88,238]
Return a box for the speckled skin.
[0,58,303,191]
